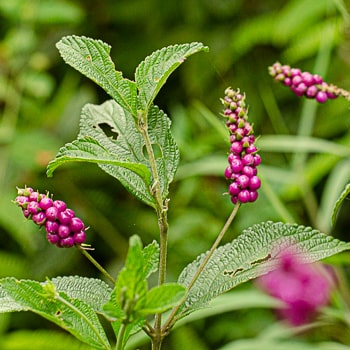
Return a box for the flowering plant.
[1,36,350,350]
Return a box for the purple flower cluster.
[15,187,87,248]
[258,248,333,326]
[222,88,261,204]
[269,62,337,103]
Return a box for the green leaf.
[138,283,185,315]
[1,330,96,350]
[332,183,350,226]
[56,35,137,116]
[46,136,151,185]
[147,104,180,199]
[51,276,113,313]
[135,42,209,111]
[142,240,160,278]
[0,278,111,350]
[47,99,179,207]
[178,221,350,317]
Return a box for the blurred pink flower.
[258,248,333,326]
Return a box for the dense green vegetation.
[1,0,350,349]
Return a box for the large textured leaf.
[51,276,113,313]
[47,100,179,207]
[0,278,111,350]
[178,221,350,317]
[135,42,208,111]
[56,35,137,116]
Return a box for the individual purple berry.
[237,190,250,203]
[28,191,41,202]
[70,217,85,232]
[27,201,41,215]
[249,176,261,191]
[53,200,67,212]
[58,225,71,238]
[15,196,29,208]
[45,206,59,221]
[315,91,328,103]
[73,230,86,244]
[45,220,59,233]
[59,236,75,248]
[46,232,60,245]
[229,182,240,196]
[39,196,53,211]
[58,210,74,225]
[32,212,46,225]
[249,191,258,202]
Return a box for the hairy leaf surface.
[56,35,137,115]
[0,278,111,349]
[135,42,208,110]
[178,221,350,317]
[48,100,178,207]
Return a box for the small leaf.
[332,183,350,226]
[135,42,209,111]
[56,35,137,116]
[178,221,350,318]
[137,283,185,315]
[142,240,160,278]
[0,278,111,350]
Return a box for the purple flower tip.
[269,62,338,103]
[222,88,261,204]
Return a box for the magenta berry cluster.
[222,88,261,204]
[269,62,337,103]
[258,248,333,326]
[15,187,87,248]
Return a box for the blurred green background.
[1,0,350,349]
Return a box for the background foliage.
[0,0,349,349]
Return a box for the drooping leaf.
[56,35,137,116]
[137,283,185,315]
[46,136,151,186]
[135,42,209,111]
[178,221,350,318]
[47,99,179,207]
[0,278,111,350]
[332,183,350,226]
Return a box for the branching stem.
[162,203,240,331]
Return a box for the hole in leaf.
[95,123,118,140]
[143,143,162,159]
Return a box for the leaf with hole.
[177,221,350,318]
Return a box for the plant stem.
[162,203,240,331]
[138,114,169,348]
[77,246,115,285]
[115,322,127,350]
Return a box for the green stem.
[77,246,115,285]
[115,322,127,350]
[138,113,169,348]
[162,204,240,331]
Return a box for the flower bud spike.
[14,187,87,248]
[222,88,261,204]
